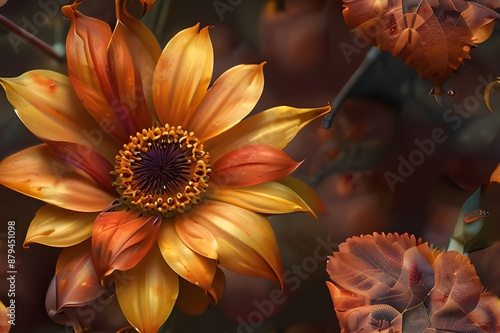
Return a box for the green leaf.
[448,186,492,254]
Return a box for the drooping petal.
[46,241,108,328]
[0,70,117,159]
[189,201,284,288]
[91,208,160,280]
[115,245,179,333]
[24,204,97,248]
[207,105,331,161]
[0,144,115,212]
[211,144,302,187]
[208,267,226,304]
[153,24,213,127]
[176,278,210,315]
[158,221,217,291]
[208,181,318,216]
[46,141,115,193]
[187,63,265,142]
[174,214,218,259]
[62,4,129,142]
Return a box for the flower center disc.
[113,125,211,217]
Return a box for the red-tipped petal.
[212,144,302,187]
[46,141,115,194]
[0,144,115,212]
[91,208,161,280]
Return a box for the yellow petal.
[0,300,11,333]
[208,180,318,217]
[0,145,115,212]
[207,105,331,161]
[115,245,179,333]
[0,70,116,159]
[158,221,217,291]
[278,176,324,218]
[174,214,218,259]
[187,63,265,141]
[189,201,284,288]
[24,204,97,248]
[153,24,213,127]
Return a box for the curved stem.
[0,14,65,62]
[322,46,381,129]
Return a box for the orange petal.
[174,214,218,259]
[189,201,283,288]
[115,245,178,333]
[0,144,115,212]
[212,144,302,187]
[208,180,319,217]
[91,208,161,280]
[24,204,97,248]
[490,163,500,183]
[153,24,213,127]
[207,105,331,161]
[105,0,162,132]
[187,63,265,141]
[46,241,106,321]
[0,70,117,159]
[62,4,129,142]
[138,0,156,12]
[158,221,217,291]
[47,141,115,193]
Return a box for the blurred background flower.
[326,232,500,333]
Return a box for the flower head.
[0,0,329,332]
[326,232,500,333]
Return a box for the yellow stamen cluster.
[112,125,211,217]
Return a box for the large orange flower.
[0,1,329,332]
